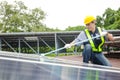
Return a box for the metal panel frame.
[0,30,120,55]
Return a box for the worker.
[64,15,114,66]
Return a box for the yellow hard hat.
[84,15,96,24]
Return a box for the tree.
[96,16,104,28]
[0,1,47,32]
[96,8,120,30]
[65,25,85,31]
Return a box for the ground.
[57,55,120,68]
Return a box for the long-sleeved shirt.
[74,31,87,46]
[74,27,107,47]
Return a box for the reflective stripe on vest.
[85,27,105,52]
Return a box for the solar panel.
[0,51,120,80]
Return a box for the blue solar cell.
[0,52,120,80]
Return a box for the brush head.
[40,54,45,62]
[41,54,45,56]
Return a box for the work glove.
[101,32,108,36]
[64,44,71,49]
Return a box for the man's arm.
[64,31,87,48]
[102,28,114,41]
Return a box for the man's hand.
[101,32,108,36]
[64,44,71,49]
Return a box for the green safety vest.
[85,27,105,52]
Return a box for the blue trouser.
[82,44,112,66]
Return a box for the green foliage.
[0,1,119,32]
[96,16,104,28]
[96,8,120,30]
[65,7,120,31]
[39,46,55,53]
[0,1,58,32]
[65,25,85,31]
[66,46,74,52]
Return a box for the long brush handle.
[41,34,103,56]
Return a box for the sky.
[0,0,120,30]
